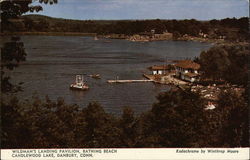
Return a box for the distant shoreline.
[0,32,97,36]
[1,32,249,45]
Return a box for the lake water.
[3,36,212,114]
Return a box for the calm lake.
[3,36,212,114]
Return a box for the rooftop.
[149,65,170,70]
[175,60,200,70]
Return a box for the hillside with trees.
[2,14,249,42]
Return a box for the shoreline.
[1,32,249,45]
[0,32,97,36]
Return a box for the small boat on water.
[70,75,89,90]
[89,74,101,79]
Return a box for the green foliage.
[1,0,59,93]
[205,89,249,147]
[1,0,57,31]
[119,107,138,147]
[83,102,121,147]
[199,44,249,86]
[173,31,181,40]
[1,37,26,70]
[138,88,208,147]
[221,100,249,147]
[1,37,27,93]
[1,86,248,148]
[210,17,249,41]
[200,46,231,80]
[1,98,121,148]
[1,0,39,22]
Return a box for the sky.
[28,0,250,20]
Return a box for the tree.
[138,88,208,147]
[83,102,121,147]
[173,31,181,40]
[1,96,81,148]
[199,45,249,86]
[1,37,27,93]
[1,0,57,31]
[1,98,121,148]
[218,89,248,147]
[0,0,58,19]
[1,0,59,93]
[199,46,231,81]
[119,107,138,147]
[223,45,249,86]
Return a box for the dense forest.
[2,14,250,42]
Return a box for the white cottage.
[175,60,200,82]
[149,65,170,75]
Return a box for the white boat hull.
[70,84,89,91]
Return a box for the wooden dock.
[107,79,153,83]
[143,74,188,85]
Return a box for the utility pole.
[164,56,167,75]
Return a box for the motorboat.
[89,74,101,79]
[70,75,89,90]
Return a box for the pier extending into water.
[143,74,188,85]
[107,79,153,83]
[107,74,187,85]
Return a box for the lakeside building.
[149,65,171,75]
[174,60,200,82]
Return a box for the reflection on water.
[3,36,212,114]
